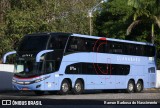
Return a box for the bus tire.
[34,91,44,96]
[59,79,71,95]
[72,79,84,95]
[135,80,143,93]
[126,80,135,93]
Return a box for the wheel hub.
[137,83,141,91]
[129,83,133,91]
[75,83,81,92]
[62,83,69,92]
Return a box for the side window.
[48,36,68,49]
[86,39,96,52]
[112,64,130,75]
[77,38,87,51]
[45,61,55,73]
[128,44,136,55]
[95,40,106,53]
[65,63,80,74]
[111,64,117,75]
[135,45,139,56]
[67,37,95,52]
[123,43,128,55]
[148,67,155,73]
[149,46,155,57]
[113,43,123,54]
[118,65,125,75]
[108,41,114,53]
[144,45,155,57]
[65,63,130,75]
[95,63,110,75]
[87,64,96,74]
[49,37,59,49]
[108,42,123,54]
[138,45,144,56]
[66,37,79,52]
[135,45,145,56]
[82,63,99,75]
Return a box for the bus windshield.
[18,35,49,52]
[15,34,69,77]
[14,59,43,77]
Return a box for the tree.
[127,0,160,43]
[95,0,133,38]
[95,0,160,69]
[0,0,100,59]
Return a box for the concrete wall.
[0,64,14,91]
[156,70,160,88]
[0,64,14,72]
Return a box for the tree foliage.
[127,0,160,43]
[95,0,133,39]
[0,0,160,68]
[95,0,160,68]
[0,0,99,58]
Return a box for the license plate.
[22,88,29,90]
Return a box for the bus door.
[43,60,55,90]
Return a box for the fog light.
[36,84,41,88]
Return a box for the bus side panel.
[143,66,149,89]
[115,76,127,89]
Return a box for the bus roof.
[25,32,154,46]
[26,32,72,36]
[72,34,154,46]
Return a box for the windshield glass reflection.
[14,60,43,77]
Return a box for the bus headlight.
[12,75,50,85]
[12,79,16,83]
[34,78,44,83]
[33,76,50,83]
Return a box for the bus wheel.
[135,81,143,93]
[59,79,71,95]
[73,79,84,95]
[34,91,44,96]
[126,80,135,93]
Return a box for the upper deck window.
[48,35,68,50]
[65,36,155,57]
[18,35,49,52]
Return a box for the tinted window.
[66,37,89,52]
[18,35,49,51]
[65,62,130,75]
[145,46,155,57]
[148,67,155,73]
[45,61,55,73]
[111,42,123,54]
[66,36,107,53]
[48,35,68,50]
[46,35,69,72]
[65,63,81,74]
[65,36,155,57]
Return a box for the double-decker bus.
[3,32,156,95]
